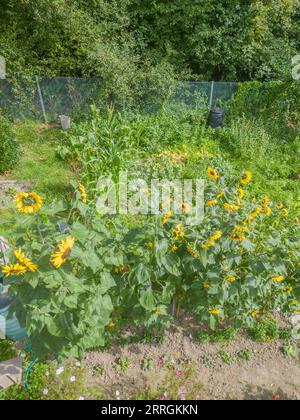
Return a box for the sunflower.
[181,202,190,214]
[171,244,178,253]
[173,223,185,240]
[261,196,270,207]
[187,245,199,258]
[249,207,263,219]
[240,170,252,186]
[238,188,245,201]
[208,308,221,315]
[115,265,130,273]
[223,203,240,211]
[207,199,218,207]
[234,226,248,233]
[229,233,246,241]
[210,231,223,241]
[14,248,38,272]
[225,276,237,283]
[51,236,75,269]
[207,167,220,181]
[201,240,215,249]
[2,263,27,277]
[264,206,272,217]
[270,275,285,283]
[15,192,43,214]
[78,183,87,204]
[162,210,173,225]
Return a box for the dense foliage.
[1,0,299,82]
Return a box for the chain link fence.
[0,77,237,122]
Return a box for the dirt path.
[84,318,300,400]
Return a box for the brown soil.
[84,316,300,401]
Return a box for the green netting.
[0,77,238,122]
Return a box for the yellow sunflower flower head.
[51,236,75,269]
[223,203,240,211]
[207,167,220,181]
[162,210,173,225]
[78,183,87,204]
[2,263,27,277]
[208,308,221,315]
[14,248,38,272]
[210,231,223,241]
[207,199,218,207]
[240,170,252,186]
[15,192,43,214]
[225,276,237,283]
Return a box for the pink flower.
[160,391,168,400]
[157,357,164,366]
[176,370,183,377]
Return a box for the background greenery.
[1,0,299,83]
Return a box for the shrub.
[0,115,21,173]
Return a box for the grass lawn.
[0,121,74,199]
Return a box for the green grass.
[3,121,74,199]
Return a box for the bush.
[0,115,21,173]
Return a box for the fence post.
[35,76,47,124]
[209,81,215,109]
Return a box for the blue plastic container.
[0,275,27,341]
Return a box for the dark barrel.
[208,107,224,128]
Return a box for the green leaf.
[139,289,156,311]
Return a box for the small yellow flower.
[14,249,38,272]
[223,203,240,211]
[249,207,263,219]
[148,242,154,249]
[203,283,210,289]
[106,322,116,328]
[240,170,252,186]
[171,244,178,253]
[216,192,225,199]
[238,188,245,201]
[201,241,215,249]
[261,196,270,207]
[162,210,173,225]
[173,223,185,240]
[51,236,75,269]
[289,300,299,307]
[210,231,223,241]
[15,192,43,214]
[207,200,218,207]
[207,167,220,181]
[229,233,246,241]
[78,183,87,204]
[281,208,289,217]
[225,276,237,283]
[270,275,285,283]
[294,309,300,314]
[251,310,259,318]
[181,202,190,214]
[187,245,199,258]
[277,203,284,210]
[2,263,27,277]
[115,265,130,274]
[208,309,221,315]
[155,308,161,315]
[234,226,248,233]
[264,206,272,217]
